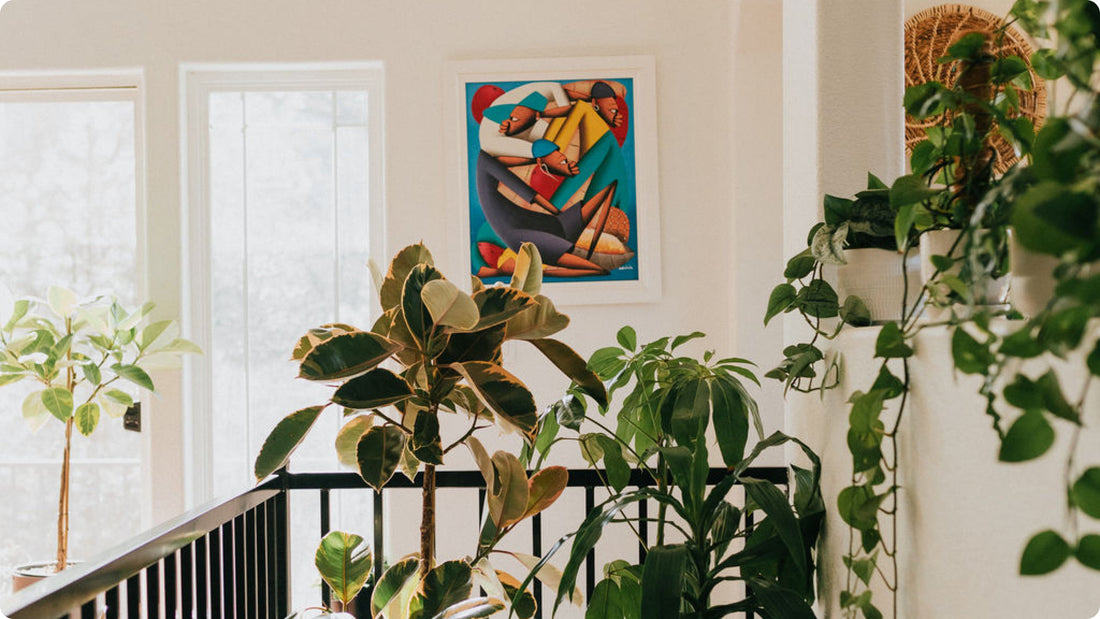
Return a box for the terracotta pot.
[826,248,922,323]
[11,562,75,592]
[919,228,1010,317]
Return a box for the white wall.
[0,0,791,516]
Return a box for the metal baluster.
[105,586,120,619]
[273,489,291,618]
[164,550,178,618]
[146,561,160,619]
[585,486,595,597]
[320,488,331,609]
[234,514,247,619]
[80,597,96,619]
[254,504,268,619]
[373,489,384,586]
[197,534,209,618]
[532,512,543,619]
[210,528,223,619]
[180,544,194,618]
[125,573,141,619]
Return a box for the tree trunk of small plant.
[420,463,436,579]
[57,415,73,571]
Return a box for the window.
[185,65,384,502]
[0,72,143,595]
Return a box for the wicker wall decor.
[905,4,1048,174]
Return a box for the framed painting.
[446,55,661,305]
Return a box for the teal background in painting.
[464,77,639,283]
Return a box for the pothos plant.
[0,286,200,572]
[254,242,607,619]
[933,0,1100,579]
[526,328,824,618]
[766,19,1042,619]
[764,173,920,395]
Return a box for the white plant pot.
[11,561,76,592]
[920,228,1010,315]
[827,248,922,324]
[1008,228,1061,318]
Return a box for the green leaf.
[402,264,445,344]
[595,435,630,492]
[711,374,751,467]
[372,557,421,617]
[509,242,544,296]
[421,279,479,331]
[357,425,406,491]
[112,364,155,392]
[440,325,505,365]
[41,387,74,422]
[840,295,872,327]
[155,338,203,355]
[434,597,506,619]
[837,484,884,531]
[587,579,623,619]
[472,287,537,331]
[488,451,529,528]
[764,284,797,326]
[616,326,637,351]
[889,173,939,207]
[1020,530,1070,575]
[504,295,569,340]
[524,465,568,519]
[332,368,414,410]
[784,249,816,280]
[639,546,686,619]
[795,279,839,318]
[1071,468,1100,519]
[254,406,325,480]
[747,577,817,619]
[951,327,993,374]
[874,321,913,358]
[315,531,372,606]
[450,361,537,442]
[74,402,100,436]
[138,320,174,351]
[47,286,77,318]
[409,560,474,619]
[1037,371,1080,424]
[380,243,435,311]
[744,478,807,577]
[529,339,608,409]
[82,362,102,386]
[1076,535,1100,571]
[999,411,1055,462]
[299,331,401,381]
[411,410,444,465]
[335,415,374,467]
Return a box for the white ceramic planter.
[1008,228,1061,318]
[827,248,922,323]
[920,228,1010,313]
[11,561,75,592]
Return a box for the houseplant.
[254,241,607,618]
[0,286,199,587]
[529,327,824,618]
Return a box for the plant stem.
[57,415,73,571]
[420,462,436,579]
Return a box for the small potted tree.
[0,286,199,590]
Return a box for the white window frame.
[180,63,386,507]
[0,69,155,521]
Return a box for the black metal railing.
[2,466,786,619]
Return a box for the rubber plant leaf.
[254,405,325,480]
[380,242,435,311]
[523,465,569,519]
[407,560,474,619]
[401,263,445,346]
[421,279,479,331]
[371,557,420,617]
[471,287,537,331]
[314,531,372,606]
[335,415,374,467]
[527,338,608,408]
[488,451,529,529]
[449,361,537,442]
[504,295,569,340]
[356,425,406,491]
[332,367,414,410]
[509,242,543,296]
[298,331,402,382]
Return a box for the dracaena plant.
[527,328,824,618]
[254,242,606,619]
[0,286,200,572]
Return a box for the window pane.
[0,98,138,596]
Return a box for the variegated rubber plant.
[254,242,606,619]
[0,286,200,572]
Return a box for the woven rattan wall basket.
[905,4,1048,174]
